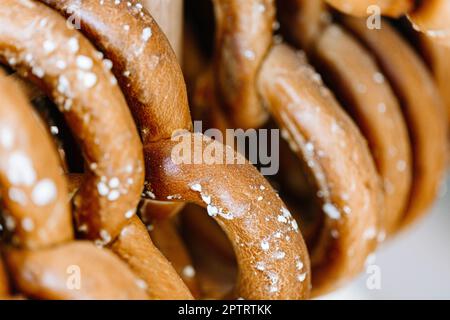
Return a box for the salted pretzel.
[313,24,413,234]
[40,0,311,299]
[341,17,448,229]
[325,0,450,47]
[0,71,149,299]
[0,0,145,243]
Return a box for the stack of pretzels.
[0,0,448,300]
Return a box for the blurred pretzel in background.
[0,0,448,300]
[0,0,312,300]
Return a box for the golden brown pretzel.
[6,241,149,300]
[325,0,413,17]
[0,257,9,298]
[258,44,382,295]
[0,71,72,249]
[212,0,275,128]
[145,133,311,299]
[343,17,448,229]
[408,0,450,47]
[0,0,145,243]
[110,216,194,300]
[313,25,412,234]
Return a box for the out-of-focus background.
[323,175,450,300]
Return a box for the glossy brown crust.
[110,216,193,300]
[6,241,149,300]
[40,0,192,144]
[0,72,73,249]
[0,1,145,242]
[343,17,448,229]
[147,217,201,297]
[213,0,275,128]
[145,133,311,299]
[314,25,412,234]
[258,44,382,295]
[325,0,413,17]
[408,0,450,46]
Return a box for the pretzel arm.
[111,216,194,300]
[0,1,145,242]
[257,44,382,295]
[144,133,311,299]
[343,17,448,229]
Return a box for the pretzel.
[278,0,329,50]
[407,0,450,47]
[145,133,311,299]
[325,0,413,17]
[40,0,189,220]
[41,0,312,299]
[181,204,237,299]
[0,71,151,299]
[313,24,412,234]
[0,0,145,243]
[66,173,194,299]
[342,17,448,229]
[257,44,382,295]
[187,0,384,295]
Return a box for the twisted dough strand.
[313,24,412,234]
[258,44,382,295]
[0,0,145,243]
[0,71,72,249]
[343,17,448,229]
[145,133,311,299]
